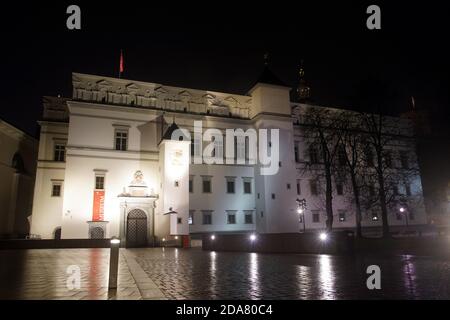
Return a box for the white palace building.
[29,68,427,246]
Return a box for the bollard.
[108,237,120,289]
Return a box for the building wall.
[189,164,256,233]
[30,122,67,238]
[0,120,38,238]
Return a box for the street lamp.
[296,198,307,233]
[319,232,328,241]
[249,234,257,241]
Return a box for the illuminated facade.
[30,71,427,245]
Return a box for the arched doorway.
[126,209,148,247]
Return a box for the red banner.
[92,190,105,221]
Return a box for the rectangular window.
[202,211,212,225]
[400,151,409,169]
[54,144,65,162]
[189,178,193,193]
[227,212,236,224]
[177,217,182,224]
[294,143,299,163]
[296,180,301,195]
[51,183,62,197]
[203,180,211,193]
[95,176,105,190]
[271,193,275,199]
[115,130,128,151]
[226,180,235,194]
[405,183,411,196]
[189,210,194,225]
[309,146,319,164]
[336,182,344,195]
[202,176,212,193]
[244,211,253,224]
[310,180,318,196]
[243,181,252,194]
[287,183,291,190]
[338,210,346,222]
[312,210,320,223]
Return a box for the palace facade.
[29,69,427,246]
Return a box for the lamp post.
[399,206,409,229]
[296,198,307,233]
[108,236,120,290]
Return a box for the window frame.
[310,180,319,196]
[54,143,66,162]
[51,181,62,197]
[114,129,128,151]
[243,179,252,194]
[202,211,213,225]
[226,211,237,224]
[244,210,254,224]
[95,175,105,190]
[226,177,236,194]
[312,210,320,223]
[296,179,301,195]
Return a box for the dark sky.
[1,1,449,137]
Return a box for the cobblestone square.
[1,248,450,300]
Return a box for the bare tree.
[301,107,343,232]
[336,111,366,238]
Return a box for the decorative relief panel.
[72,73,252,119]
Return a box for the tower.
[157,121,190,242]
[296,60,311,101]
[248,63,299,233]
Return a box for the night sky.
[1,1,449,137]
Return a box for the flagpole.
[119,49,123,79]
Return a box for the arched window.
[12,153,25,173]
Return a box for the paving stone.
[2,248,450,299]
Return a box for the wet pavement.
[1,247,450,299]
